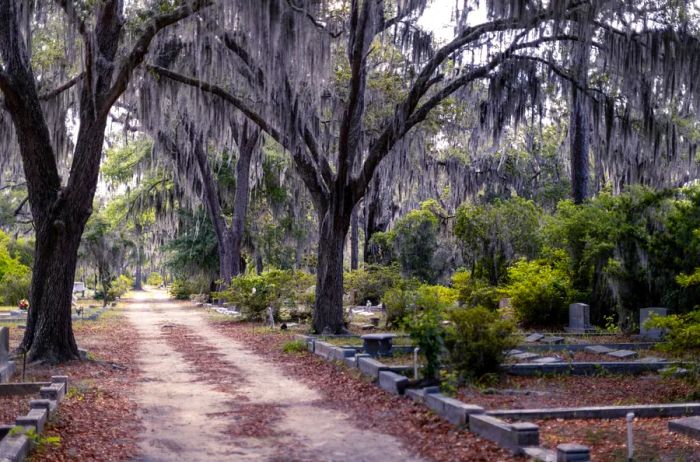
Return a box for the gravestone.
[640,307,668,339]
[524,333,544,343]
[584,345,614,355]
[567,303,594,333]
[361,333,395,357]
[0,327,8,362]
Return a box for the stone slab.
[0,362,15,384]
[524,333,544,343]
[488,402,700,420]
[606,349,638,359]
[357,357,391,379]
[504,361,677,376]
[469,414,539,454]
[556,444,591,462]
[378,371,409,396]
[16,408,48,434]
[405,386,440,403]
[39,382,65,402]
[584,345,614,354]
[0,382,50,397]
[439,397,484,426]
[640,307,668,339]
[0,327,8,362]
[506,349,524,356]
[29,399,57,418]
[637,356,667,363]
[668,416,700,440]
[512,352,540,361]
[0,433,30,462]
[532,357,562,364]
[523,446,556,462]
[520,342,656,353]
[540,336,565,345]
[568,303,594,333]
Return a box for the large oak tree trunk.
[230,125,258,276]
[350,205,359,270]
[313,201,352,334]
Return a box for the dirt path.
[126,289,423,462]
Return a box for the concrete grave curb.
[488,402,700,420]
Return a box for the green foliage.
[647,309,700,354]
[444,307,517,380]
[403,305,443,380]
[107,275,133,300]
[146,272,164,287]
[282,340,307,354]
[383,281,418,328]
[499,252,575,327]
[393,202,440,282]
[366,231,396,265]
[451,269,498,309]
[165,210,219,280]
[344,264,401,305]
[0,230,31,305]
[455,197,542,284]
[216,269,315,321]
[102,138,152,184]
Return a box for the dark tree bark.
[570,10,592,204]
[350,204,359,270]
[133,221,143,290]
[0,0,209,362]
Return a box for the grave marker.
[0,327,8,363]
[567,303,595,333]
[639,307,668,339]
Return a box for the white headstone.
[640,307,668,339]
[567,303,594,332]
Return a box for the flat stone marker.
[524,333,544,343]
[668,416,700,440]
[506,349,524,356]
[512,352,540,361]
[360,333,396,357]
[541,336,565,344]
[637,356,667,363]
[584,345,614,354]
[640,307,668,339]
[607,349,638,359]
[0,327,8,362]
[532,357,562,364]
[567,303,595,333]
[556,443,591,462]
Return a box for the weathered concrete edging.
[0,376,68,462]
[503,361,681,376]
[0,362,16,384]
[488,402,700,420]
[516,342,657,352]
[668,416,700,440]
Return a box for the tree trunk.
[21,215,83,362]
[133,222,143,290]
[570,12,592,205]
[350,205,359,270]
[230,124,258,276]
[313,203,352,334]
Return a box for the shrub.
[404,305,443,380]
[451,270,498,309]
[646,309,700,355]
[366,231,396,265]
[444,307,516,380]
[415,284,458,310]
[217,269,314,321]
[499,252,575,327]
[344,264,401,305]
[393,202,440,282]
[0,271,31,306]
[107,274,133,300]
[282,340,307,354]
[146,272,163,287]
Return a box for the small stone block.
[668,416,700,440]
[540,336,565,344]
[511,422,540,447]
[584,345,614,354]
[556,444,591,462]
[525,333,545,343]
[607,349,638,359]
[532,356,562,364]
[343,356,357,368]
[16,408,48,433]
[39,382,65,402]
[440,397,484,426]
[513,352,540,361]
[425,392,447,414]
[29,399,56,417]
[0,327,8,362]
[378,371,409,395]
[353,353,370,368]
[0,433,30,462]
[405,386,439,402]
[51,376,69,388]
[357,356,390,379]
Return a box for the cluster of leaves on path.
[212,321,516,462]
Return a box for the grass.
[0,306,15,312]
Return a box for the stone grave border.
[0,375,69,462]
[296,334,592,461]
[503,360,685,376]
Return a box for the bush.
[107,274,133,300]
[646,309,700,355]
[383,283,417,328]
[451,270,498,309]
[217,269,314,321]
[282,340,307,354]
[499,252,575,327]
[146,272,163,287]
[169,276,211,300]
[393,203,440,282]
[0,271,31,306]
[344,264,401,305]
[366,231,396,265]
[444,307,516,380]
[404,305,443,380]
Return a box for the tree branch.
[39,73,84,100]
[54,0,88,36]
[100,0,212,118]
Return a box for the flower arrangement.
[18,299,29,311]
